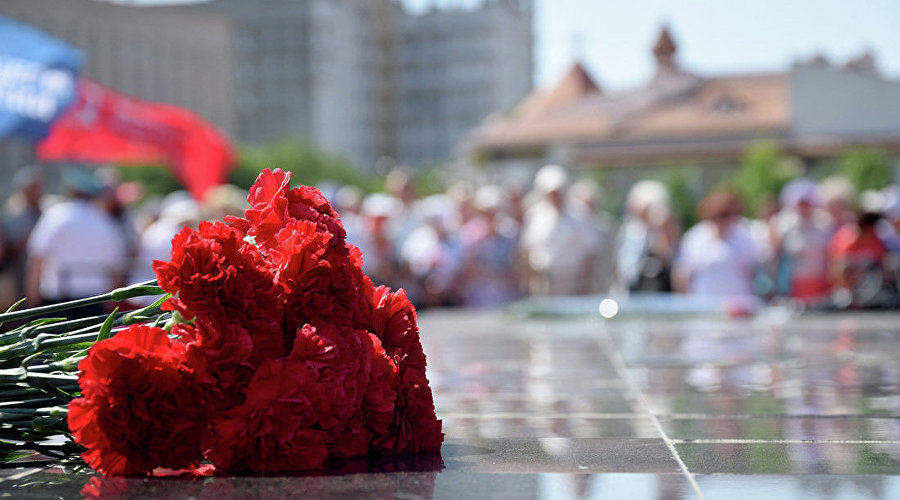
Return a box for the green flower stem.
[0,397,57,409]
[0,280,162,324]
[0,368,25,382]
[0,440,80,459]
[0,307,156,345]
[0,332,96,359]
[0,318,67,345]
[0,405,67,418]
[21,351,87,373]
[0,317,99,345]
[0,387,42,399]
[24,372,78,386]
[0,297,168,346]
[0,406,69,422]
[35,332,111,351]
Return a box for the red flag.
[37,79,232,199]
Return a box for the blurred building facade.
[398,0,533,168]
[0,0,533,181]
[0,0,237,134]
[0,0,236,191]
[463,26,900,184]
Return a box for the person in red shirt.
[828,211,888,301]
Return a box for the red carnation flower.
[326,332,397,459]
[288,324,372,431]
[285,184,347,243]
[71,171,443,477]
[173,321,258,410]
[271,220,359,330]
[360,332,398,437]
[229,168,346,251]
[369,287,426,373]
[372,366,444,455]
[228,168,290,249]
[367,287,443,454]
[68,325,206,476]
[204,356,329,473]
[153,221,285,361]
[229,169,370,332]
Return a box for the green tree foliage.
[231,140,376,192]
[114,141,376,200]
[115,164,182,198]
[735,140,800,213]
[837,148,892,193]
[662,166,700,228]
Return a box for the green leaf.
[1,451,34,463]
[96,308,118,343]
[109,282,164,302]
[32,416,64,433]
[0,298,26,330]
[0,368,26,383]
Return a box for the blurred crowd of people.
[3,163,900,316]
[0,165,245,316]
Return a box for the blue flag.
[0,15,82,141]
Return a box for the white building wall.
[398,1,533,168]
[790,64,900,138]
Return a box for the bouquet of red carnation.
[64,168,442,475]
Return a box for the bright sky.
[406,0,900,92]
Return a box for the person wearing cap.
[357,193,405,290]
[128,193,202,307]
[25,167,128,318]
[520,165,598,296]
[615,180,680,293]
[774,178,832,302]
[570,178,615,294]
[818,176,857,233]
[401,194,463,307]
[1,166,44,306]
[457,185,520,307]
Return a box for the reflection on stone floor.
[416,308,900,497]
[1,307,899,499]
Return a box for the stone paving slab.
[1,305,898,498]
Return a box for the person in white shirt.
[520,165,599,296]
[774,178,832,301]
[26,168,128,317]
[128,194,201,307]
[615,180,681,293]
[673,191,758,297]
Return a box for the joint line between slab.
[598,327,706,500]
[672,438,900,445]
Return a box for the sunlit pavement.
[1,301,898,499]
[421,303,900,499]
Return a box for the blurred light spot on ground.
[598,299,618,319]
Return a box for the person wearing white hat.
[570,178,615,294]
[774,178,832,302]
[401,194,463,307]
[457,185,520,306]
[356,193,405,289]
[520,165,598,296]
[128,194,202,307]
[615,180,680,292]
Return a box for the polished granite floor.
[2,301,899,499]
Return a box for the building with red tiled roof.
[462,26,900,179]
